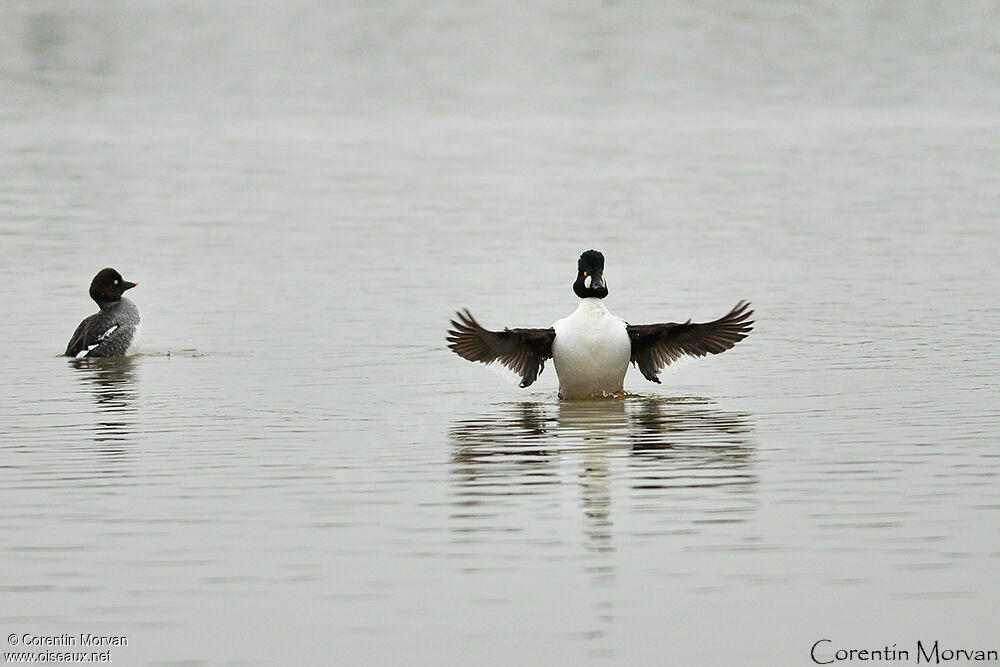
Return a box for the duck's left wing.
[65,319,122,358]
[447,309,555,388]
[627,301,754,383]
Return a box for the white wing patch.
[77,324,120,358]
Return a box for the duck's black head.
[89,268,137,307]
[573,249,608,299]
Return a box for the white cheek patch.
[584,275,592,288]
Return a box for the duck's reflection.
[627,397,756,493]
[554,400,628,555]
[69,356,138,453]
[449,396,755,638]
[449,396,756,544]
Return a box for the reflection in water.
[627,397,756,492]
[69,356,139,452]
[450,396,755,644]
[450,396,756,544]
[555,401,629,556]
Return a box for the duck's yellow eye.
[583,271,588,277]
[114,280,118,285]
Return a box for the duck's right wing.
[447,309,556,388]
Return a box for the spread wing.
[627,301,754,383]
[447,309,556,388]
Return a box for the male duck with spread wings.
[447,250,753,399]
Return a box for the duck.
[64,268,142,358]
[447,250,753,399]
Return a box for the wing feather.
[64,316,93,358]
[627,301,754,383]
[447,309,555,388]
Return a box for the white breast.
[551,299,631,399]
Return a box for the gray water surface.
[2,2,999,665]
